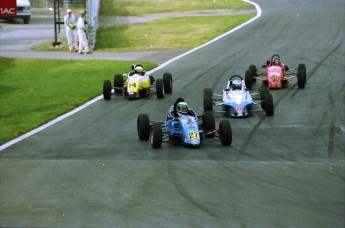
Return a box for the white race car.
[204,75,274,117]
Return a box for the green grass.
[95,15,254,52]
[100,0,253,16]
[0,58,157,143]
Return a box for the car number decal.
[188,132,198,139]
[129,82,137,88]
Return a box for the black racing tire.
[128,94,137,100]
[137,114,150,140]
[298,63,306,72]
[103,80,112,100]
[249,65,257,76]
[297,64,306,89]
[259,87,269,109]
[203,111,216,138]
[114,74,123,94]
[219,120,232,146]
[150,123,162,148]
[163,73,173,94]
[156,79,164,99]
[259,87,269,100]
[204,88,212,97]
[264,94,274,116]
[204,95,213,112]
[245,70,253,89]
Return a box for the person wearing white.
[77,12,90,54]
[63,9,78,53]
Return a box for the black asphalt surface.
[1,0,344,227]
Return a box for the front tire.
[297,64,306,88]
[203,111,215,138]
[103,80,112,100]
[219,120,232,146]
[259,87,269,109]
[156,79,164,99]
[249,65,257,76]
[163,73,173,94]
[204,95,213,112]
[264,94,274,116]
[114,74,123,94]
[204,88,212,97]
[150,123,162,148]
[137,114,150,140]
[245,70,253,89]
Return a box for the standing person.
[64,9,78,53]
[77,12,91,54]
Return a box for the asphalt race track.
[1,0,344,227]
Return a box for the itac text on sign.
[0,0,17,16]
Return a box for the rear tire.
[156,79,164,99]
[219,120,232,146]
[103,80,111,100]
[297,64,306,88]
[137,114,150,140]
[150,123,162,148]
[203,111,215,138]
[163,73,173,94]
[264,94,274,116]
[114,74,123,94]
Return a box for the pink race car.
[245,54,306,89]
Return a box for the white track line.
[0,0,261,151]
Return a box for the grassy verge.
[0,58,157,143]
[95,15,254,52]
[31,0,254,52]
[100,0,253,16]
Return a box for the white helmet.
[134,66,144,73]
[232,80,242,90]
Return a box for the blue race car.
[204,75,274,117]
[137,108,232,148]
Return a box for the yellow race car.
[103,64,173,100]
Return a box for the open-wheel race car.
[204,75,274,117]
[137,108,232,148]
[245,54,306,89]
[103,64,173,100]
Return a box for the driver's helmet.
[232,80,242,90]
[176,102,189,115]
[134,66,144,73]
[272,56,281,66]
